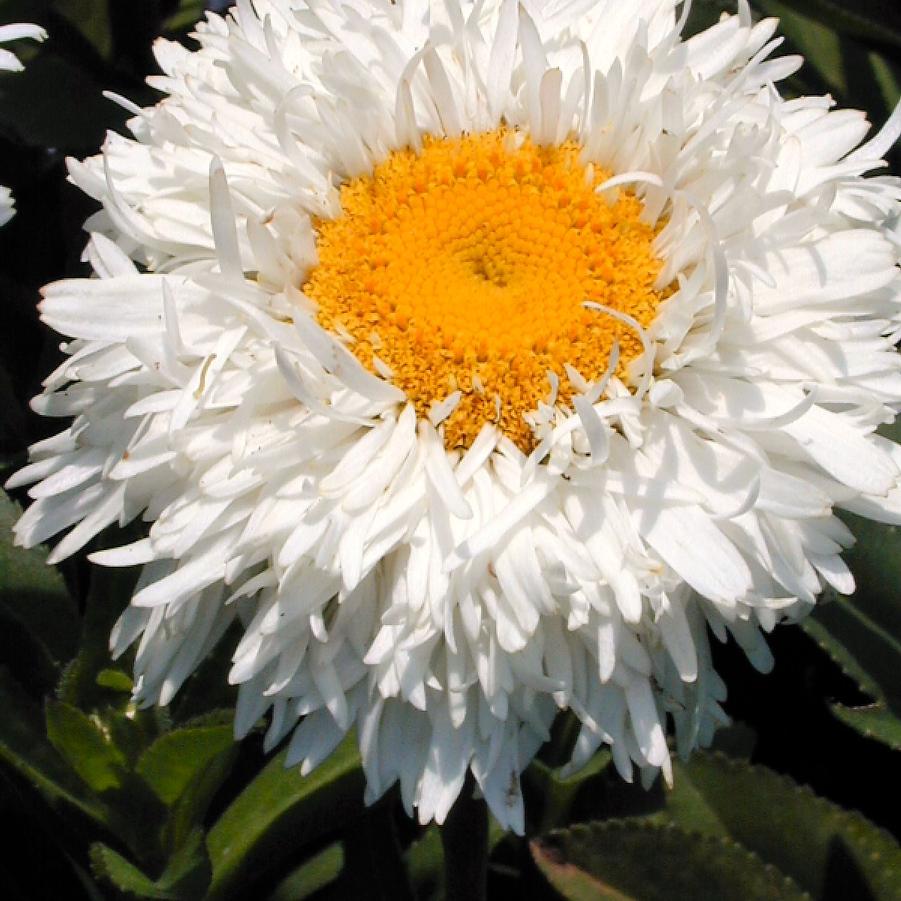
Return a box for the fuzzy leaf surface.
[136,719,235,807]
[531,820,807,901]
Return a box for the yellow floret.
[305,130,666,451]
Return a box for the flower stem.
[441,778,489,901]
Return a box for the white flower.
[0,185,16,228]
[0,22,47,226]
[0,22,45,72]
[10,0,901,832]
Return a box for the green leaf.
[707,720,756,760]
[531,820,807,901]
[96,668,134,693]
[91,828,211,900]
[662,752,901,899]
[41,697,173,864]
[137,718,235,807]
[104,708,171,770]
[799,516,901,749]
[793,412,901,750]
[268,844,344,901]
[0,667,108,825]
[137,716,238,852]
[757,0,901,154]
[205,734,366,899]
[802,595,901,750]
[45,699,127,794]
[164,0,206,33]
[0,491,78,668]
[53,0,112,58]
[91,843,177,901]
[156,828,212,900]
[830,703,901,751]
[406,827,444,901]
[762,0,901,50]
[868,50,901,114]
[758,0,846,93]
[803,584,901,700]
[67,851,109,901]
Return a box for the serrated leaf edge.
[830,701,901,752]
[684,751,901,889]
[534,818,810,899]
[89,843,174,901]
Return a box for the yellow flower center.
[305,130,666,451]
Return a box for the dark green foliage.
[532,821,809,901]
[0,494,78,691]
[798,423,901,750]
[530,752,901,900]
[661,753,901,898]
[205,737,367,899]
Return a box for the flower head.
[0,22,47,226]
[10,0,901,832]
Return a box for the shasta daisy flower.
[10,0,901,832]
[0,22,47,226]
